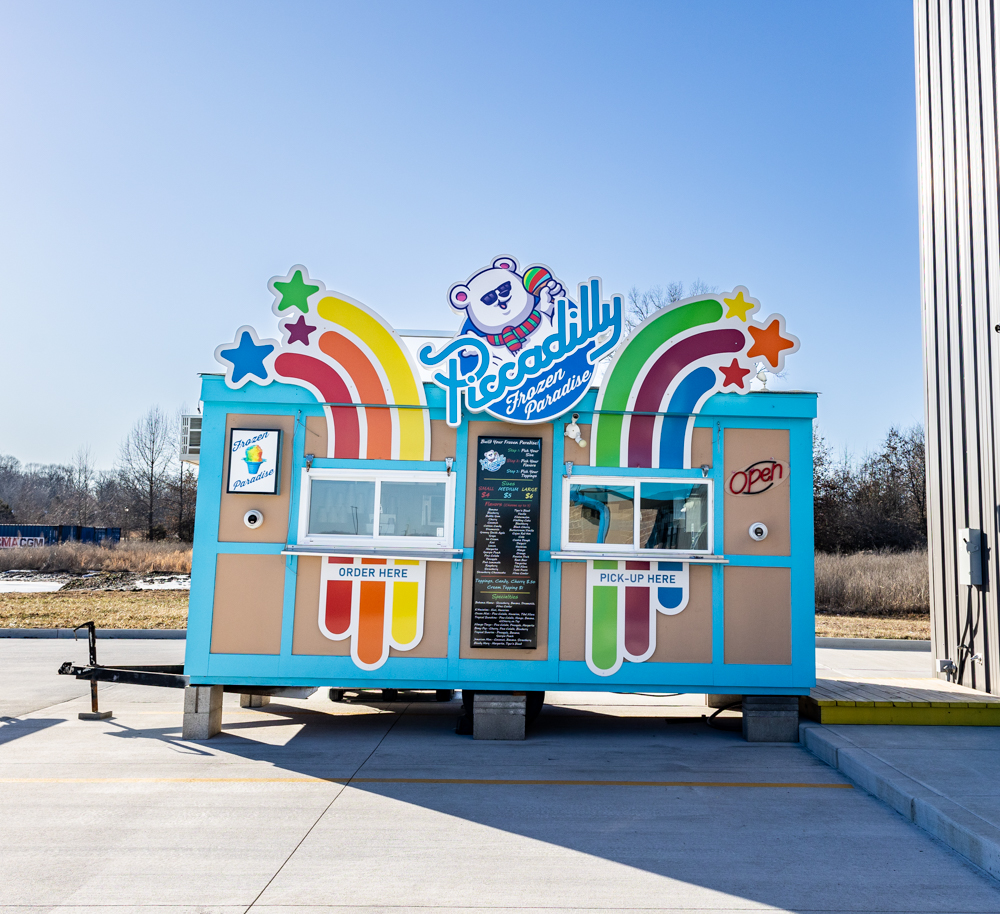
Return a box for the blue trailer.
[180,259,815,741]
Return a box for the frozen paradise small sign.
[227,428,281,494]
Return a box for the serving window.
[299,469,455,548]
[562,475,713,554]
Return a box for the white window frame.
[561,474,714,556]
[299,468,456,549]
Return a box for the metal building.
[915,0,1000,691]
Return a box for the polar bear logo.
[479,449,506,472]
[449,256,564,357]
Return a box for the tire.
[526,691,545,724]
[381,688,399,702]
[435,689,455,702]
[329,689,345,702]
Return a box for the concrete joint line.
[241,701,409,912]
[799,722,1000,882]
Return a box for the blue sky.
[0,1,919,467]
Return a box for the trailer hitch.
[58,622,190,721]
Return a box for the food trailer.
[185,257,815,740]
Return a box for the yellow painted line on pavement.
[0,776,852,788]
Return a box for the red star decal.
[719,359,751,389]
[747,319,796,368]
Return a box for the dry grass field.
[815,549,930,639]
[1,591,188,629]
[0,543,192,629]
[0,544,931,639]
[0,541,191,574]
[815,549,929,613]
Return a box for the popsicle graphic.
[244,444,265,474]
[318,557,425,670]
[586,560,690,676]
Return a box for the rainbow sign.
[319,557,425,671]
[586,560,689,676]
[214,266,430,461]
[591,287,798,469]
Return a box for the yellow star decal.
[724,290,754,321]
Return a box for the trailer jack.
[58,621,190,720]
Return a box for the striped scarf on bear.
[485,308,542,354]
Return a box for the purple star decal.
[285,315,317,346]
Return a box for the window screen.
[379,481,447,538]
[308,480,376,536]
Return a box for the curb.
[816,637,931,652]
[800,722,1000,881]
[0,628,186,639]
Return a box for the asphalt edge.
[0,628,186,639]
[815,637,931,652]
[800,722,1000,882]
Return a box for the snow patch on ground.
[0,571,191,592]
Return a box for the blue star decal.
[215,327,276,386]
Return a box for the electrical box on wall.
[959,528,983,586]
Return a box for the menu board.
[471,437,542,649]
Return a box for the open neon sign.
[726,460,790,496]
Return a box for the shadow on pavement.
[79,697,1000,912]
[0,715,64,745]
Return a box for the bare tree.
[625,284,684,333]
[813,423,927,552]
[117,407,175,539]
[624,281,720,333]
[167,461,199,542]
[69,446,97,525]
[688,279,720,297]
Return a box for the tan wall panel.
[430,420,457,461]
[211,554,285,654]
[566,424,592,466]
[649,564,713,663]
[724,566,791,665]
[219,414,295,544]
[303,415,450,464]
[723,428,790,556]
[460,559,549,659]
[691,427,713,469]
[304,416,329,459]
[464,422,553,549]
[292,556,450,657]
[292,556,349,656]
[559,562,587,660]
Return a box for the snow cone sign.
[418,256,624,427]
[226,428,281,494]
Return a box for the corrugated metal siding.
[915,0,1000,692]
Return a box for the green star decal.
[273,269,320,313]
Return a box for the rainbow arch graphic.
[591,288,798,469]
[215,266,430,461]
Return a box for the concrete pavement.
[816,643,933,680]
[802,721,1000,882]
[0,638,997,912]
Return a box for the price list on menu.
[470,437,542,649]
